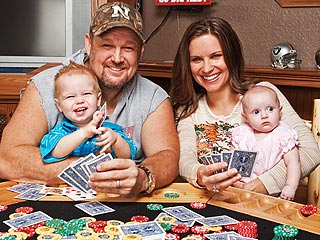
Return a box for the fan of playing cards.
[58,153,114,193]
[199,150,258,178]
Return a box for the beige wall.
[141,0,320,69]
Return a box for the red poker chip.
[224,223,238,231]
[17,226,36,237]
[15,206,34,214]
[30,221,45,228]
[300,204,318,216]
[190,202,207,209]
[238,220,257,229]
[0,205,8,212]
[88,220,107,228]
[93,227,106,233]
[164,233,180,240]
[171,224,190,233]
[191,225,210,234]
[130,215,149,223]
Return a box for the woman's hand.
[197,162,241,192]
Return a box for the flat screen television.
[0,0,90,70]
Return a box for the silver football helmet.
[270,43,301,69]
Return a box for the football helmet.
[270,43,301,69]
[316,48,320,70]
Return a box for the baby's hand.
[280,185,296,201]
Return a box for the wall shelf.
[275,0,320,7]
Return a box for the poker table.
[0,181,319,239]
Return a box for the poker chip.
[107,220,124,226]
[130,215,149,223]
[159,222,172,231]
[37,233,62,240]
[16,227,36,238]
[181,236,200,240]
[186,234,206,240]
[96,232,114,239]
[190,202,206,209]
[88,220,107,228]
[300,204,318,216]
[15,206,34,214]
[146,204,163,211]
[191,225,210,235]
[164,233,180,240]
[104,226,120,236]
[0,205,8,212]
[123,234,142,240]
[9,212,27,219]
[35,226,55,235]
[46,219,66,228]
[171,224,190,234]
[157,215,176,224]
[79,217,96,226]
[203,225,222,232]
[273,224,298,239]
[0,232,23,240]
[6,230,28,240]
[237,220,258,238]
[164,192,180,198]
[75,230,97,240]
[223,223,238,231]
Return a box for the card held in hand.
[229,150,257,178]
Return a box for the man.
[0,2,179,197]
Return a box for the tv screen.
[0,0,90,70]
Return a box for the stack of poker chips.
[272,224,299,240]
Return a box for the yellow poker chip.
[107,220,124,226]
[1,232,23,240]
[104,226,120,236]
[35,226,56,235]
[7,231,28,240]
[157,215,176,224]
[123,234,142,240]
[124,221,138,225]
[96,233,114,240]
[181,237,200,240]
[15,232,28,240]
[37,233,62,240]
[75,230,97,240]
[9,212,27,219]
[204,225,223,232]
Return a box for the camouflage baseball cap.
[90,2,143,41]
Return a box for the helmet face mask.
[316,49,320,70]
[270,43,301,69]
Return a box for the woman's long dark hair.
[169,17,247,123]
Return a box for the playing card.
[60,165,91,193]
[209,153,222,164]
[196,215,239,226]
[199,155,209,165]
[222,152,232,172]
[7,183,44,193]
[162,206,204,222]
[71,153,96,181]
[39,186,66,195]
[3,211,52,229]
[229,150,257,178]
[58,172,88,193]
[118,221,166,239]
[75,201,115,216]
[204,231,240,240]
[14,188,47,201]
[84,153,113,175]
[228,235,257,240]
[99,102,107,127]
[64,187,96,201]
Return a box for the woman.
[170,17,320,196]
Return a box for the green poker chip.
[159,222,172,231]
[164,192,179,198]
[46,218,65,228]
[146,203,164,211]
[273,224,298,239]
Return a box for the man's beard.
[99,75,127,89]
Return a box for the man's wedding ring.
[116,179,121,189]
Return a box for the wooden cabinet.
[91,0,137,16]
[0,103,17,141]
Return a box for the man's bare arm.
[140,98,180,190]
[0,83,74,184]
